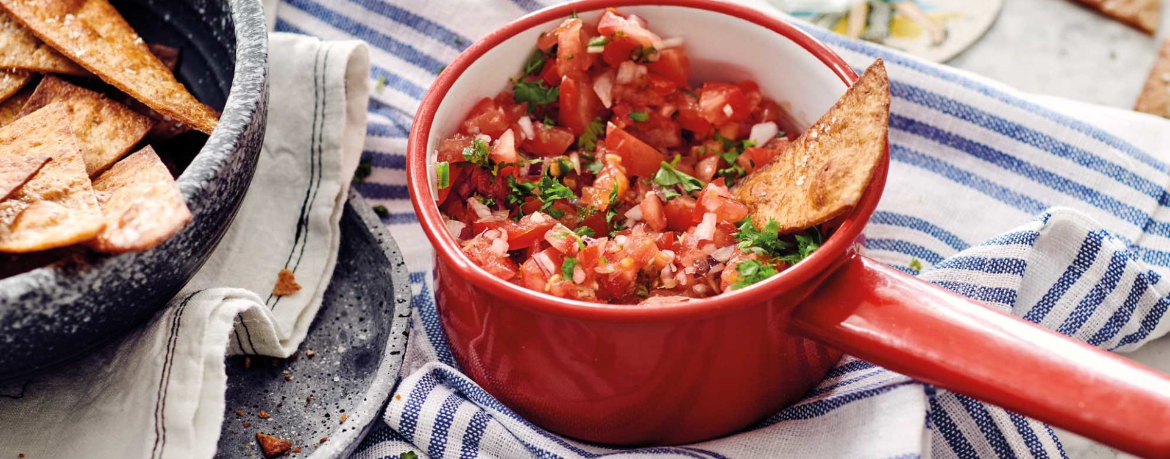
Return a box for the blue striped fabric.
[270,0,1170,457]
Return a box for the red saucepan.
[407,0,1170,456]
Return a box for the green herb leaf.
[587,36,610,47]
[629,110,649,122]
[436,161,450,189]
[653,157,704,199]
[909,257,923,273]
[374,75,387,92]
[717,163,745,186]
[577,117,606,151]
[401,452,419,459]
[543,116,557,127]
[372,205,391,219]
[455,37,465,46]
[513,80,560,112]
[732,259,778,289]
[562,257,578,279]
[630,45,658,63]
[777,228,824,265]
[523,50,546,76]
[573,226,595,237]
[462,138,490,166]
[435,65,446,75]
[735,216,791,257]
[507,174,575,218]
[353,156,373,184]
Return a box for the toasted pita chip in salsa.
[0,151,49,200]
[88,145,191,253]
[734,59,889,234]
[0,13,86,75]
[1136,39,1170,118]
[0,0,219,133]
[19,76,154,176]
[0,102,104,253]
[0,84,31,126]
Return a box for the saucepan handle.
[789,254,1170,458]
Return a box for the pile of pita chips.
[734,59,889,234]
[1067,0,1161,35]
[1136,39,1170,119]
[0,0,218,133]
[20,76,153,176]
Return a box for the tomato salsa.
[434,8,824,304]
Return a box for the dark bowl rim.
[408,0,889,322]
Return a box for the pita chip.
[0,69,31,104]
[1069,0,1161,35]
[0,0,219,133]
[88,146,191,253]
[0,13,86,75]
[0,83,30,126]
[19,76,154,176]
[0,102,104,253]
[0,152,48,200]
[734,59,889,234]
[1136,39,1170,118]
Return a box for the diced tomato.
[544,223,581,254]
[463,231,518,280]
[525,123,575,156]
[556,18,592,79]
[648,48,689,87]
[698,83,751,126]
[469,168,510,202]
[581,157,629,211]
[716,122,748,141]
[580,211,609,237]
[461,98,512,138]
[737,144,787,173]
[755,100,784,124]
[604,123,664,178]
[640,193,667,231]
[558,75,602,136]
[673,92,712,137]
[490,129,519,163]
[663,195,696,231]
[695,182,749,224]
[653,231,675,251]
[600,34,641,67]
[473,212,557,251]
[539,58,560,86]
[537,30,558,51]
[437,134,475,163]
[694,155,720,184]
[597,9,662,49]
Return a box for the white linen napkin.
[0,33,369,459]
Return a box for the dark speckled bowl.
[0,0,268,379]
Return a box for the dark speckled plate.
[215,189,412,459]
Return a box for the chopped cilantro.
[653,155,704,200]
[573,226,596,237]
[605,186,624,236]
[777,228,823,265]
[562,257,578,279]
[543,116,557,127]
[524,50,546,76]
[718,163,746,186]
[478,195,496,207]
[570,11,579,18]
[435,65,446,75]
[909,257,923,273]
[513,80,560,112]
[629,110,649,122]
[577,117,606,151]
[353,155,372,184]
[630,45,658,63]
[436,161,450,189]
[462,138,490,166]
[731,259,778,290]
[374,75,387,92]
[507,174,574,219]
[585,158,604,174]
[401,452,419,459]
[735,217,790,256]
[372,205,391,219]
[635,284,649,298]
[587,36,610,47]
[455,37,465,46]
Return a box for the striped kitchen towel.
[269,0,1170,457]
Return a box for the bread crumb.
[237,410,245,417]
[255,433,292,458]
[339,413,348,424]
[243,422,252,428]
[272,269,302,296]
[284,374,293,381]
[291,446,302,453]
[304,349,316,358]
[395,394,402,400]
[258,410,270,419]
[319,437,328,444]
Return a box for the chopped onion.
[695,212,716,241]
[468,198,492,220]
[530,212,547,224]
[710,245,736,263]
[445,219,467,240]
[628,13,649,28]
[693,284,708,295]
[615,235,629,246]
[749,122,779,148]
[573,265,586,284]
[475,133,492,144]
[710,263,726,274]
[659,37,684,49]
[701,243,716,255]
[616,61,639,84]
[569,152,582,174]
[517,116,535,140]
[659,104,676,118]
[489,237,509,255]
[624,205,643,222]
[587,45,605,54]
[722,104,733,117]
[593,71,614,109]
[533,252,555,275]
